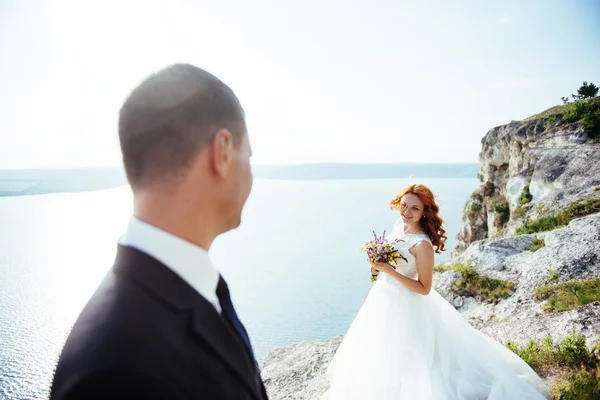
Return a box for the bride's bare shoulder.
[408,238,434,257]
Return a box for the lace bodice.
[381,219,432,282]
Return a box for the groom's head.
[119,64,253,235]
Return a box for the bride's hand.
[371,261,391,273]
[370,266,379,275]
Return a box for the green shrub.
[529,238,545,252]
[519,184,533,205]
[558,365,600,400]
[564,100,591,122]
[563,99,600,140]
[506,332,596,370]
[494,202,510,227]
[581,104,600,140]
[558,334,597,368]
[505,332,600,399]
[470,202,482,212]
[533,277,600,313]
[518,167,534,206]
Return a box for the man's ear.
[210,129,234,178]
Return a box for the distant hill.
[0,167,128,197]
[251,163,479,180]
[0,163,479,197]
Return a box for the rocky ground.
[261,337,342,400]
[436,213,600,348]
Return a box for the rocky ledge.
[453,100,600,253]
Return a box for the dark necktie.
[216,276,266,398]
[216,276,254,359]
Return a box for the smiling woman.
[389,183,447,254]
[321,182,552,400]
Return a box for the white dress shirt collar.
[119,217,221,313]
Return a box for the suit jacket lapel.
[113,245,262,400]
[189,298,262,399]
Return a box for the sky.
[0,0,599,169]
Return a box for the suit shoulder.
[54,270,178,371]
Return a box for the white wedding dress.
[321,219,551,400]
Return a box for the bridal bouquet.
[360,230,408,283]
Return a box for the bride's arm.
[371,241,434,295]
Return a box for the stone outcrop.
[453,114,600,255]
[261,337,342,400]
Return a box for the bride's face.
[400,193,425,224]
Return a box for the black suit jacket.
[50,245,268,400]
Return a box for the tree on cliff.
[572,81,599,100]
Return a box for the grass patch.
[522,103,573,122]
[529,238,546,252]
[516,213,570,235]
[522,97,600,141]
[494,201,510,227]
[470,202,482,212]
[515,205,530,219]
[448,262,513,304]
[595,185,600,192]
[547,269,559,285]
[434,265,452,273]
[506,333,597,371]
[533,277,600,313]
[515,197,600,235]
[505,333,600,399]
[544,116,557,129]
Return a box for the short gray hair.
[119,64,245,188]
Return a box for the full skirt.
[321,274,552,400]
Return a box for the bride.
[321,184,552,400]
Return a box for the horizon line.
[0,161,481,172]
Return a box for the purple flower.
[360,230,408,282]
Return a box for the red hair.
[389,184,447,254]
